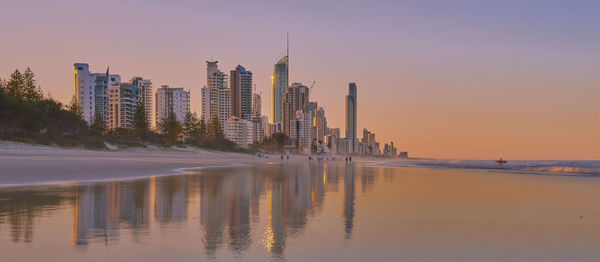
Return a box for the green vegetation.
[181,111,238,151]
[133,101,149,139]
[0,68,244,152]
[259,133,288,152]
[158,112,183,144]
[0,68,95,147]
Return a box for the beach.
[0,142,368,186]
[0,142,261,186]
[0,154,599,261]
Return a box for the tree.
[68,95,82,119]
[260,132,287,151]
[90,110,106,136]
[183,111,200,139]
[0,78,5,94]
[199,116,207,137]
[6,69,24,98]
[159,112,182,144]
[210,116,223,138]
[133,101,149,139]
[22,67,42,101]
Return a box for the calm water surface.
[1,163,600,261]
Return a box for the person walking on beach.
[349,156,352,162]
[281,154,284,160]
[345,156,348,163]
[287,155,289,160]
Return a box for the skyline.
[1,0,599,160]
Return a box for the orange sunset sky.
[1,0,599,160]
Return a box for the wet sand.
[1,161,600,261]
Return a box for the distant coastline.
[379,159,600,176]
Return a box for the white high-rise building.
[202,61,230,132]
[314,107,327,147]
[108,83,136,129]
[74,63,120,124]
[290,110,312,152]
[217,88,231,131]
[283,82,309,138]
[131,77,154,130]
[261,115,270,138]
[225,116,254,148]
[201,86,211,125]
[155,86,190,128]
[251,116,264,142]
[252,92,262,117]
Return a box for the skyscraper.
[314,107,327,145]
[224,116,254,149]
[74,63,120,124]
[202,61,230,131]
[290,110,312,151]
[230,65,253,120]
[108,83,136,129]
[155,85,190,127]
[252,92,262,117]
[282,82,309,138]
[270,36,289,124]
[345,83,357,153]
[362,129,377,155]
[131,77,154,130]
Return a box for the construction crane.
[309,81,318,104]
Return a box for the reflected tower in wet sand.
[343,165,356,239]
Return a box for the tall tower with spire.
[270,34,289,124]
[346,83,357,153]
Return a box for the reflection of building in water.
[154,176,188,223]
[283,165,310,234]
[263,174,286,258]
[0,188,67,243]
[360,172,375,193]
[73,181,151,246]
[310,165,326,214]
[227,172,252,253]
[2,162,376,258]
[199,173,229,256]
[343,165,356,239]
[250,168,264,224]
[7,206,35,243]
[198,167,265,257]
[73,183,120,246]
[119,180,150,238]
[326,164,340,192]
[262,164,326,259]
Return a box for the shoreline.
[0,142,262,187]
[0,163,247,188]
[0,142,373,187]
[4,142,598,188]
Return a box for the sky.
[1,0,599,160]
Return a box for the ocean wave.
[381,159,600,175]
